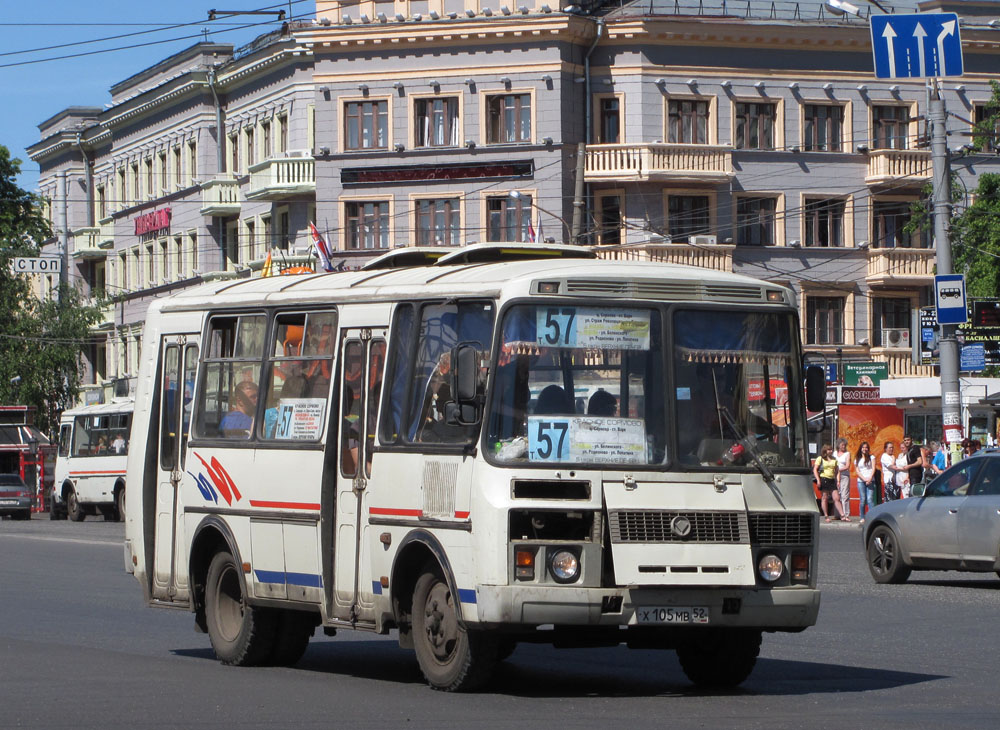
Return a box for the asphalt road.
[1,517,999,730]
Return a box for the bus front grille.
[609,510,749,544]
[749,513,814,546]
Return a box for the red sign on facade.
[134,208,171,236]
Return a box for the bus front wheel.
[205,550,275,666]
[675,629,762,689]
[67,488,85,522]
[411,566,497,692]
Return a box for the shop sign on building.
[840,386,885,404]
[844,362,889,386]
[134,208,171,236]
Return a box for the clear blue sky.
[1,1,314,191]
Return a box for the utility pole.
[58,169,69,305]
[929,79,962,446]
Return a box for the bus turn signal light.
[791,553,809,582]
[515,548,536,581]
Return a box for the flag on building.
[260,250,273,278]
[309,222,334,272]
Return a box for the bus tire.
[49,488,66,520]
[676,629,762,689]
[205,550,276,666]
[67,488,86,522]
[115,486,126,522]
[267,610,314,667]
[411,565,497,691]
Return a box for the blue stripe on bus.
[254,570,323,588]
[372,581,383,595]
[458,589,477,604]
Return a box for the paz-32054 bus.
[124,244,825,691]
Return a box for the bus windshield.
[488,304,666,466]
[673,309,808,470]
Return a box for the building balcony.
[865,149,931,187]
[871,349,936,378]
[594,241,735,273]
[246,157,315,201]
[199,176,242,216]
[585,143,733,184]
[96,218,115,248]
[87,298,116,330]
[71,227,108,259]
[866,247,935,287]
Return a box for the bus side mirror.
[805,366,826,413]
[447,343,482,426]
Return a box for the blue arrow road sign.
[871,13,963,79]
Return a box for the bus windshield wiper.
[717,404,776,484]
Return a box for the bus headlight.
[757,554,784,582]
[548,548,581,583]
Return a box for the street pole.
[58,169,69,305]
[929,79,962,447]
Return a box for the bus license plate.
[636,606,709,624]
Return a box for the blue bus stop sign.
[871,13,963,79]
[935,274,968,325]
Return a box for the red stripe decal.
[69,470,127,476]
[370,507,423,517]
[454,511,471,519]
[248,500,321,511]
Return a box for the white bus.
[124,244,826,691]
[54,401,133,521]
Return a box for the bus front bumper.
[473,584,820,630]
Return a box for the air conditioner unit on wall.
[882,328,911,348]
[690,235,718,245]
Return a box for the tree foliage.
[0,144,103,434]
[951,173,1000,298]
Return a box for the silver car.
[864,453,1000,583]
[0,474,33,520]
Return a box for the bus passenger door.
[333,329,386,622]
[152,336,200,601]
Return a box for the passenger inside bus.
[341,386,359,473]
[220,381,258,438]
[587,389,618,417]
[534,384,574,415]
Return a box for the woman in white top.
[855,441,876,523]
[835,439,852,518]
[880,441,900,501]
[895,447,911,498]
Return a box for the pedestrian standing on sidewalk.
[814,444,848,523]
[901,435,927,497]
[927,440,946,480]
[881,441,901,501]
[855,441,876,523]
[835,439,852,518]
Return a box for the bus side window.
[195,314,265,440]
[160,345,181,469]
[365,340,387,477]
[341,342,364,476]
[58,424,72,458]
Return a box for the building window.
[245,220,256,260]
[598,97,621,143]
[145,158,153,198]
[736,197,777,246]
[131,164,140,204]
[97,186,107,221]
[278,115,288,154]
[486,195,532,242]
[487,94,531,144]
[415,97,459,147]
[187,142,197,185]
[344,100,389,150]
[905,413,943,446]
[804,104,844,152]
[225,221,239,270]
[245,127,255,167]
[416,198,461,246]
[595,193,623,246]
[229,134,239,174]
[806,296,845,345]
[173,147,182,189]
[735,103,775,150]
[118,168,127,211]
[145,244,155,287]
[158,153,167,195]
[278,210,290,251]
[188,232,198,275]
[872,200,929,248]
[345,201,390,250]
[974,103,1000,153]
[668,99,709,145]
[873,297,911,348]
[262,121,272,159]
[873,106,909,150]
[804,198,845,247]
[667,195,711,242]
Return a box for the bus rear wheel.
[115,486,125,522]
[67,488,85,522]
[205,550,275,666]
[411,566,497,692]
[676,629,762,689]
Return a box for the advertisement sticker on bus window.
[274,398,327,440]
[528,416,646,464]
[534,308,651,350]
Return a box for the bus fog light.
[515,548,536,581]
[548,549,580,583]
[758,554,783,582]
[791,553,809,581]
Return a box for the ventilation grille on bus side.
[564,279,764,303]
[609,511,749,544]
[748,513,814,546]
